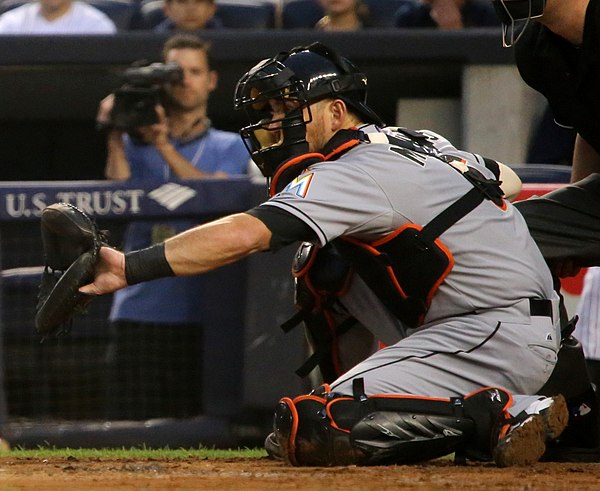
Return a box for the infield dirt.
[0,457,598,490]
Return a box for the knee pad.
[273,382,513,466]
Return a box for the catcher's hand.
[35,202,108,337]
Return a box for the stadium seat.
[281,0,323,29]
[88,0,139,30]
[363,0,415,28]
[137,0,164,29]
[509,164,572,184]
[0,0,139,29]
[0,0,31,14]
[216,0,276,29]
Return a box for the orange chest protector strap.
[282,242,356,381]
[335,185,491,328]
[281,185,488,380]
[329,132,505,327]
[280,130,505,377]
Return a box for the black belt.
[529,298,553,320]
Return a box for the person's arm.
[104,129,131,180]
[497,162,522,201]
[79,212,272,295]
[571,134,600,182]
[141,106,222,179]
[97,94,132,181]
[478,156,522,201]
[154,141,226,178]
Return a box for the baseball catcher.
[35,202,107,337]
[78,42,573,467]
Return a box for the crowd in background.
[0,0,573,169]
[0,0,501,33]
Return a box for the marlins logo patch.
[282,173,314,198]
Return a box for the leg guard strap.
[273,382,513,466]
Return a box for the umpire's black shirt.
[515,0,600,154]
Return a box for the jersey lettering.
[389,146,427,166]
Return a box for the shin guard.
[273,382,513,466]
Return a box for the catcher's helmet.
[234,42,383,177]
[492,0,546,46]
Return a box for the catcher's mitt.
[35,202,108,337]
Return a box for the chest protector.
[297,129,505,328]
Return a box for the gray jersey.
[257,124,560,416]
[261,125,555,326]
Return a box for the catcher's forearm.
[164,213,271,275]
[124,213,271,283]
[124,243,175,285]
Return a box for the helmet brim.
[341,97,384,126]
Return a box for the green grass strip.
[0,447,267,459]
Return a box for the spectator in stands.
[314,0,367,31]
[97,34,249,420]
[395,0,499,29]
[154,0,222,32]
[0,0,116,34]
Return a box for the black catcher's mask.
[492,0,546,46]
[233,42,383,178]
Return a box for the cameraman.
[98,35,248,181]
[97,33,249,420]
